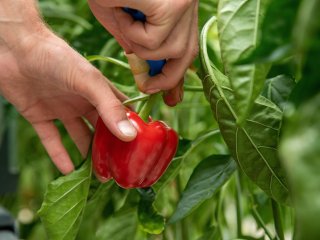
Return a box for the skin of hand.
[88,0,199,106]
[0,1,137,175]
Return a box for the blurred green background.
[0,0,296,239]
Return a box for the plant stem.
[86,55,130,69]
[183,85,203,92]
[138,94,159,122]
[271,199,285,240]
[214,191,223,238]
[235,171,243,238]
[252,206,273,240]
[176,176,189,240]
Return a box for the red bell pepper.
[92,110,178,188]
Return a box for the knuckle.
[137,84,147,93]
[132,47,150,60]
[170,43,187,58]
[161,77,178,90]
[95,98,125,125]
[66,62,100,92]
[144,36,162,50]
[165,81,179,90]
[105,98,124,113]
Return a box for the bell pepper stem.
[137,187,155,200]
[123,94,149,106]
[138,93,159,122]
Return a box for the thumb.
[67,60,137,141]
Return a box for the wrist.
[0,0,45,49]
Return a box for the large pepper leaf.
[169,155,237,223]
[199,17,289,204]
[217,0,270,123]
[280,93,320,239]
[38,159,92,240]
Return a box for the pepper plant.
[1,0,320,239]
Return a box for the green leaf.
[77,181,114,240]
[262,75,296,110]
[280,93,320,240]
[196,226,220,240]
[175,138,193,157]
[289,0,320,106]
[199,0,218,27]
[38,159,92,240]
[169,155,237,223]
[95,209,138,240]
[217,0,270,123]
[248,0,300,63]
[137,188,165,234]
[200,17,289,204]
[153,131,220,193]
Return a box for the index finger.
[113,8,176,50]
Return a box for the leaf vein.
[241,127,288,191]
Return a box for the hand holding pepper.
[0,0,137,174]
[88,0,199,106]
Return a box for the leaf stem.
[184,85,203,92]
[251,206,273,240]
[86,55,130,69]
[235,171,243,237]
[214,191,223,238]
[271,199,285,240]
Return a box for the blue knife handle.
[123,8,166,76]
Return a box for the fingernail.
[118,120,137,137]
[146,88,161,94]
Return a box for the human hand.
[0,22,137,175]
[88,0,199,106]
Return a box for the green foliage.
[38,160,92,240]
[200,16,289,204]
[95,209,139,240]
[2,0,320,239]
[261,75,296,110]
[137,188,165,234]
[169,155,237,223]
[279,1,320,239]
[280,94,320,239]
[217,0,270,124]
